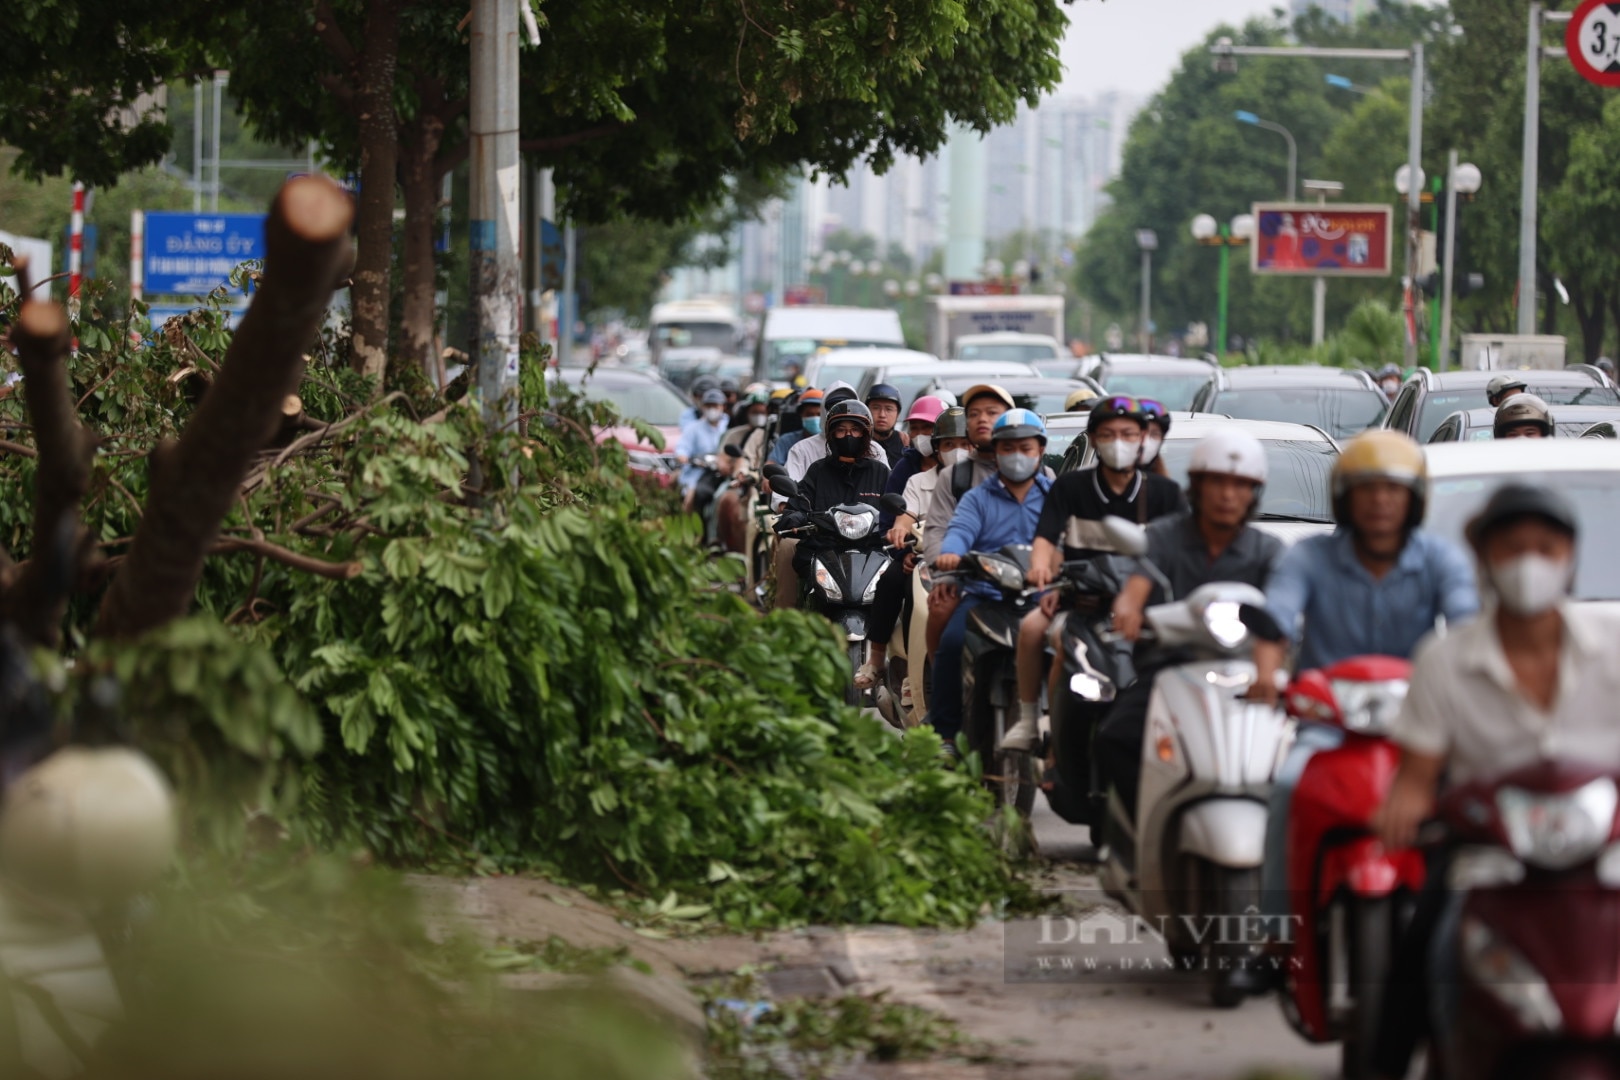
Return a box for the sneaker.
[853,663,882,690]
[939,740,961,766]
[999,715,1039,752]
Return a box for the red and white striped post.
[130,209,145,342]
[68,182,85,318]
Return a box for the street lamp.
[883,279,901,299]
[1325,73,1374,95]
[1136,229,1158,354]
[1392,164,1426,196]
[865,259,883,277]
[983,257,1005,280]
[924,272,944,293]
[1438,156,1483,369]
[1191,214,1251,358]
[903,279,921,298]
[1234,110,1298,202]
[1303,178,1344,347]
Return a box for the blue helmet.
[992,407,1047,445]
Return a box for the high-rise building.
[1288,0,1380,23]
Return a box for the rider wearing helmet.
[719,378,740,409]
[880,395,948,531]
[1494,392,1553,438]
[865,383,908,466]
[675,388,732,513]
[1064,387,1099,413]
[1136,399,1172,477]
[784,383,887,482]
[1099,430,1285,815]
[680,375,722,432]
[1485,374,1529,409]
[788,399,892,583]
[767,388,824,467]
[1375,363,1403,403]
[928,410,1054,750]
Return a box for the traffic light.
[1416,272,1440,298]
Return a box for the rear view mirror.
[762,462,787,480]
[723,443,744,459]
[1238,603,1286,644]
[1101,516,1149,558]
[879,493,908,516]
[771,476,801,500]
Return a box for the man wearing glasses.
[1002,398,1186,754]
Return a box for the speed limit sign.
[1568,0,1620,88]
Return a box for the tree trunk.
[1573,290,1606,364]
[347,0,401,386]
[1539,271,1558,337]
[97,178,354,640]
[399,114,445,387]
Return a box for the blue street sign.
[539,219,563,291]
[143,212,266,296]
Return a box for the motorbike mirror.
[771,476,801,500]
[1237,603,1285,644]
[879,493,908,517]
[723,443,744,459]
[762,462,787,480]
[1101,516,1149,557]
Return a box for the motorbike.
[1095,516,1296,1008]
[1275,656,1424,1080]
[1043,553,1136,829]
[1428,760,1620,1079]
[769,477,895,707]
[874,512,926,730]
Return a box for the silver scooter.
[1095,517,1294,1008]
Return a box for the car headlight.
[833,509,875,540]
[1459,916,1562,1032]
[1202,599,1248,649]
[980,556,1026,591]
[1497,777,1617,871]
[1330,679,1408,735]
[812,558,843,602]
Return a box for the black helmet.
[1137,398,1171,436]
[1086,395,1149,436]
[933,406,969,442]
[824,399,874,434]
[691,375,720,398]
[866,383,903,407]
[1466,483,1578,550]
[823,385,858,409]
[719,378,739,395]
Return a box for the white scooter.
[1096,517,1294,1008]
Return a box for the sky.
[1058,0,1286,99]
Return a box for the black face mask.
[830,434,867,459]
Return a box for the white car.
[803,347,938,392]
[1424,440,1620,604]
[952,331,1066,365]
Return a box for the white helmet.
[1187,429,1268,484]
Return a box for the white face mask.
[1096,439,1140,471]
[1380,379,1400,395]
[940,448,971,469]
[1140,434,1163,465]
[749,413,768,428]
[1488,554,1573,616]
[914,434,933,458]
[704,407,724,423]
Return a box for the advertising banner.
[1250,204,1393,277]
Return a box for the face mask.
[1488,554,1572,616]
[704,407,724,423]
[1096,439,1140,471]
[801,416,822,435]
[749,413,768,428]
[1140,434,1163,465]
[997,452,1040,483]
[829,435,865,459]
[914,435,933,458]
[940,448,971,469]
[1381,380,1400,395]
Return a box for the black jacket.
[799,454,891,515]
[874,429,907,467]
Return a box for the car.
[803,347,939,391]
[1042,412,1091,474]
[853,359,1045,410]
[1382,366,1619,442]
[548,366,691,481]
[1061,415,1339,546]
[1424,440,1620,604]
[658,346,725,392]
[1089,354,1220,411]
[917,373,1105,419]
[1426,404,1620,442]
[952,331,1066,366]
[754,305,906,384]
[1581,422,1618,439]
[1030,356,1101,380]
[1189,365,1388,440]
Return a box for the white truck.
[925,294,1064,361]
[1458,333,1567,372]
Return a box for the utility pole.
[1136,229,1157,353]
[1402,43,1423,371]
[469,0,521,428]
[1439,151,1460,370]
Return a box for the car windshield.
[1416,384,1620,441]
[559,374,688,427]
[956,343,1059,363]
[1211,387,1386,439]
[888,372,941,412]
[1032,358,1088,379]
[1045,428,1082,470]
[1428,471,1620,600]
[1099,370,1209,411]
[764,338,894,380]
[1159,438,1336,521]
[934,383,1076,416]
[654,322,735,352]
[813,364,873,390]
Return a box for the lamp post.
[1325,73,1375,95]
[1191,213,1254,358]
[1234,111,1298,201]
[1303,178,1344,346]
[1394,163,1427,362]
[1440,156,1482,368]
[1136,229,1158,353]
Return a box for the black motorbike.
[952,545,1039,818]
[769,479,897,706]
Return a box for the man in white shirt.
[1370,483,1620,1080]
[784,383,885,482]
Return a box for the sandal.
[853,662,882,690]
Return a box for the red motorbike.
[1276,655,1426,1080]
[1432,760,1620,1079]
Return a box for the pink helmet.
[905,395,948,424]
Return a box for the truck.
[924,294,1064,361]
[1458,333,1567,372]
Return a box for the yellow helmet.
[769,387,794,401]
[1064,387,1099,412]
[1332,430,1427,527]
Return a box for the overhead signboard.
[948,280,1018,296]
[1250,203,1393,277]
[782,284,826,306]
[143,212,266,296]
[1568,0,1620,88]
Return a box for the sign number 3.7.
[1569,0,1620,88]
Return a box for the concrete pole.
[1311,191,1326,346]
[1439,150,1460,371]
[469,0,521,427]
[211,71,225,212]
[1139,249,1152,353]
[1402,43,1424,370]
[944,124,987,280]
[193,81,203,213]
[1517,4,1541,336]
[561,223,576,364]
[1217,232,1230,358]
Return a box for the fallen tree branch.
[0,440,37,458]
[211,537,363,580]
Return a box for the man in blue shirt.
[766,388,824,466]
[675,388,729,512]
[930,409,1051,754]
[677,375,720,433]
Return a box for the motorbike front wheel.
[994,704,1036,819]
[1339,895,1392,1080]
[845,640,868,708]
[1204,863,1265,1009]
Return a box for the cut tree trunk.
[347,0,401,386]
[399,113,446,388]
[96,177,355,641]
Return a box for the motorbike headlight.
[833,509,875,541]
[1497,777,1617,871]
[861,571,882,604]
[1202,600,1248,649]
[1459,916,1563,1032]
[981,556,1026,592]
[812,558,843,602]
[1448,845,1526,890]
[1330,679,1408,735]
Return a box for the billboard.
[1250,203,1393,277]
[143,212,266,295]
